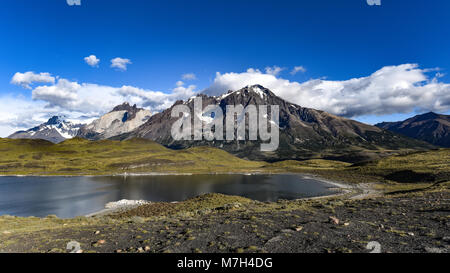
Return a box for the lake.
[0,174,338,218]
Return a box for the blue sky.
[0,0,449,136]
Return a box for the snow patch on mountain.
[8,116,84,143]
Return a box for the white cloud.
[31,78,196,114]
[32,79,80,108]
[436,72,445,78]
[11,72,55,89]
[0,96,47,136]
[291,66,306,75]
[118,84,196,111]
[84,55,100,67]
[67,0,81,6]
[204,64,450,117]
[182,73,197,80]
[265,66,284,76]
[0,72,198,137]
[111,57,132,71]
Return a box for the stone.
[329,216,340,225]
[425,247,445,253]
[129,216,145,224]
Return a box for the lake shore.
[84,174,356,218]
[0,173,347,219]
[1,185,448,253]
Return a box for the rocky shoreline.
[0,182,448,253]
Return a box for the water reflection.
[0,174,335,218]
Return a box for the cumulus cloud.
[11,72,55,89]
[182,73,197,80]
[84,55,100,67]
[204,64,450,117]
[32,79,80,108]
[118,84,196,111]
[0,96,47,134]
[31,78,196,114]
[111,57,132,71]
[291,66,306,75]
[66,0,81,6]
[265,66,284,76]
[0,71,198,137]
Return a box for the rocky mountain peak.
[46,116,64,125]
[411,112,441,122]
[8,116,84,143]
[111,102,139,113]
[77,103,152,140]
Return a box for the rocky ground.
[1,184,448,253]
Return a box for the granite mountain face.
[120,85,434,162]
[8,116,83,143]
[376,112,450,147]
[76,103,152,140]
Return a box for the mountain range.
[8,103,151,143]
[8,85,445,162]
[376,112,450,148]
[119,85,434,162]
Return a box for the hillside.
[376,112,450,147]
[0,138,264,175]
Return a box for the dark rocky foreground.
[1,188,448,253]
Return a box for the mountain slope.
[122,85,434,162]
[8,116,83,143]
[376,112,450,147]
[77,103,152,140]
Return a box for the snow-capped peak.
[8,116,85,143]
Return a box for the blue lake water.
[0,174,336,218]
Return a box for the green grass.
[269,159,352,170]
[265,149,450,186]
[0,138,264,175]
[363,149,450,173]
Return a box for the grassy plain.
[0,138,264,175]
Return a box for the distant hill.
[376,112,450,147]
[8,116,83,143]
[0,138,263,175]
[121,85,434,163]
